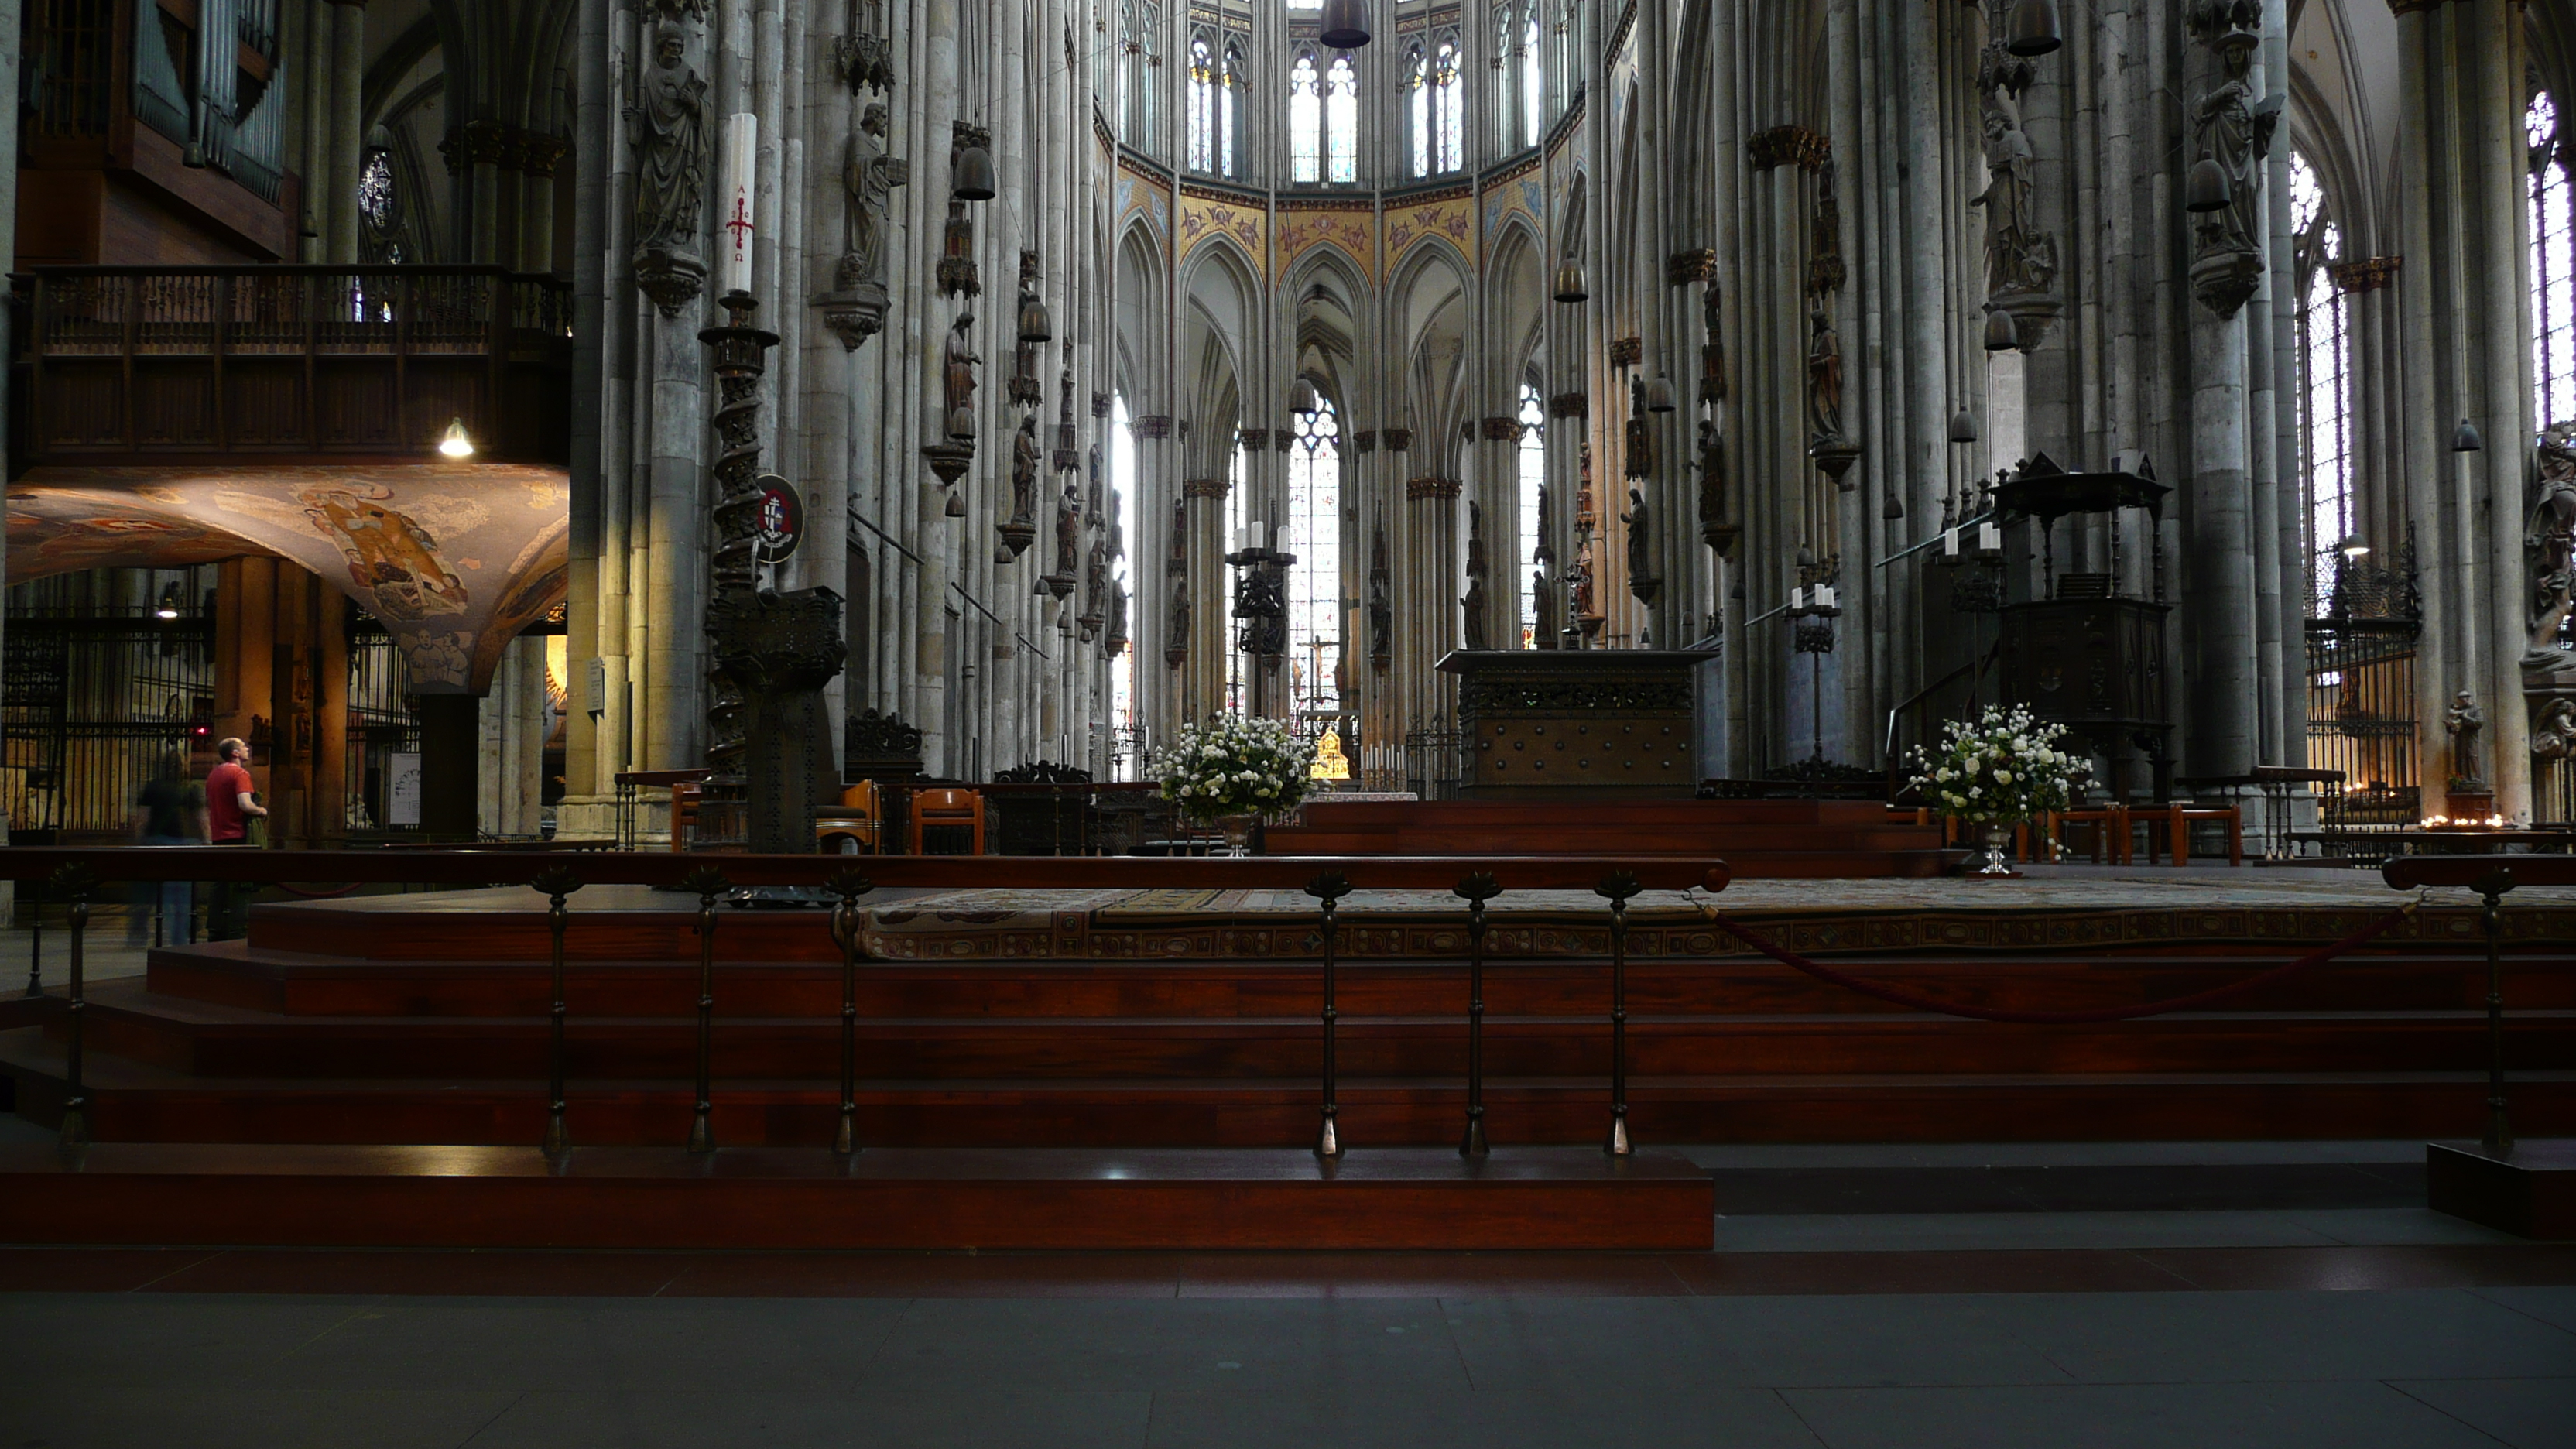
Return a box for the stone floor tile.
[1780,1381,2509,1449]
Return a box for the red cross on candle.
[725,194,753,255]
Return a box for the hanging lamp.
[953,138,997,201]
[1949,407,1981,444]
[2005,0,2064,58]
[1982,307,2019,352]
[438,416,476,458]
[2453,418,2485,453]
[1553,261,1589,303]
[1290,376,1321,416]
[1019,293,1052,343]
[1644,375,1677,413]
[1318,0,1372,50]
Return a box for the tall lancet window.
[1405,44,1431,176]
[1521,5,1543,147]
[1289,51,1322,183]
[1187,35,1218,172]
[1110,396,1139,772]
[1220,39,1243,176]
[1430,36,1464,172]
[1516,384,1546,646]
[1226,442,1249,714]
[1286,396,1344,715]
[2533,89,2574,429]
[1326,55,1359,183]
[2291,152,2350,617]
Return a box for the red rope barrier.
[1704,904,2420,1024]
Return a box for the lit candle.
[720,114,759,296]
[1817,584,1836,608]
[1790,586,1807,611]
[1942,528,1960,557]
[1977,521,2002,552]
[1250,521,1266,550]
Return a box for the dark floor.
[3,1137,2571,1447]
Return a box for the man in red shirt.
[205,737,268,938]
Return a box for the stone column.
[326,0,365,263]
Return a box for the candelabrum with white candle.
[1225,522,1296,717]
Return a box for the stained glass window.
[1406,44,1430,177]
[1187,36,1217,172]
[1431,39,1463,172]
[1286,397,1343,714]
[1517,385,1546,647]
[1326,55,1358,183]
[2292,152,2350,616]
[1289,52,1321,183]
[2533,90,2574,430]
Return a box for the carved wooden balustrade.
[8,266,573,468]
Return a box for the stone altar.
[1438,649,1715,800]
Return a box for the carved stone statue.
[1623,486,1660,603]
[1169,498,1188,564]
[630,26,708,255]
[1973,43,2055,300]
[841,102,899,288]
[2445,690,2488,788]
[1461,571,1490,651]
[1807,303,1845,443]
[1368,570,1392,666]
[1054,481,1081,580]
[1533,481,1555,567]
[2187,11,2277,314]
[1081,534,1109,640]
[1699,283,1728,403]
[2531,430,2576,622]
[1010,414,1040,527]
[1166,570,1191,665]
[1464,500,1489,583]
[1623,376,1656,480]
[1104,578,1129,658]
[942,313,980,440]
[2535,698,2576,762]
[1530,566,1558,649]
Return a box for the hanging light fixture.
[1949,407,1981,444]
[1291,376,1321,416]
[1983,308,2019,352]
[1553,261,1589,304]
[945,489,967,518]
[438,417,476,458]
[1882,492,1906,521]
[1318,0,1372,50]
[1644,376,1677,413]
[952,137,998,201]
[1018,293,1052,343]
[2184,158,2232,214]
[2005,0,2064,57]
[155,582,183,621]
[2338,536,2371,560]
[2453,418,2485,453]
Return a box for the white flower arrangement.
[1153,714,1318,824]
[1906,704,2085,826]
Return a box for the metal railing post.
[1306,871,1352,1159]
[1454,871,1500,1158]
[2475,868,2515,1157]
[530,866,584,1157]
[826,868,875,1155]
[1596,868,1642,1157]
[52,865,97,1152]
[681,866,731,1152]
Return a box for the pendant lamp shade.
[1983,307,2019,353]
[2005,0,2064,57]
[1644,376,1677,413]
[1948,407,1981,444]
[953,142,998,200]
[1290,376,1321,416]
[2184,158,2231,214]
[1318,0,1372,49]
[1553,261,1589,303]
[2453,418,2485,454]
[944,489,967,518]
[1019,296,1053,343]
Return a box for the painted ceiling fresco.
[8,464,570,696]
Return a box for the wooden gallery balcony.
[8,267,572,471]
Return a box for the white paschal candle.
[720,114,758,295]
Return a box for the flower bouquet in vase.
[1153,714,1318,856]
[1907,704,2084,876]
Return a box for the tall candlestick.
[720,115,758,295]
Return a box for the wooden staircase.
[5,902,2568,1150]
[1263,800,1965,877]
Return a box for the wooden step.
[0,1143,1718,1251]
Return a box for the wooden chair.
[2047,804,2132,865]
[667,781,702,852]
[2137,801,2244,867]
[909,787,988,856]
[815,779,882,855]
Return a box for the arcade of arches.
[5,0,2576,835]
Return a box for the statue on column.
[1806,303,1845,444]
[2445,690,2488,790]
[1624,486,1661,605]
[942,312,980,440]
[1104,577,1129,659]
[1698,416,1736,553]
[1623,376,1656,480]
[1972,44,2054,300]
[1368,524,1392,672]
[1699,283,1728,404]
[1047,481,1081,598]
[628,24,710,314]
[996,413,1039,558]
[1081,533,1109,642]
[1530,565,1558,649]
[1461,500,1492,651]
[841,102,898,289]
[2186,5,2278,316]
[1166,570,1191,668]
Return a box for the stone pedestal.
[708,587,848,855]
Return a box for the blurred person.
[126,751,205,947]
[204,737,268,941]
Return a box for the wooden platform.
[1265,800,1964,877]
[2427,1140,2576,1240]
[0,1144,1716,1251]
